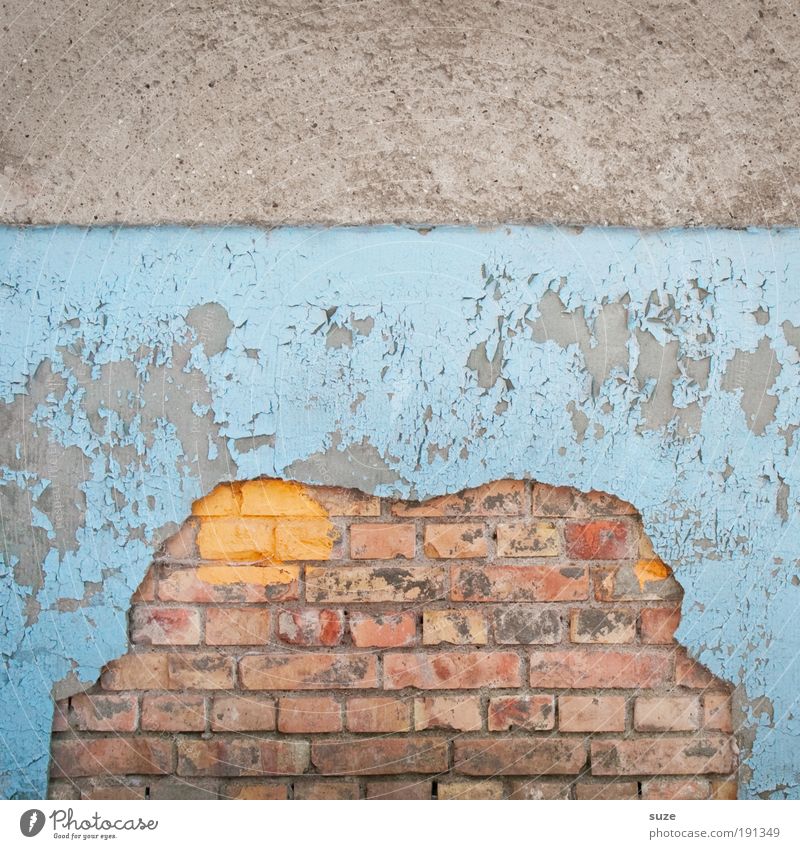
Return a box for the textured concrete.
[1,1,799,227]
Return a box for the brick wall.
[48,479,737,800]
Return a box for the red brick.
[423,523,487,558]
[392,481,526,517]
[559,695,627,732]
[347,697,412,732]
[211,696,276,731]
[640,606,681,644]
[277,608,344,646]
[634,696,700,732]
[349,611,417,647]
[278,696,342,733]
[493,605,563,644]
[591,736,736,775]
[70,694,138,733]
[384,652,520,689]
[496,522,560,557]
[704,692,733,733]
[451,565,589,602]
[575,782,638,800]
[306,566,445,603]
[157,564,299,603]
[350,523,415,559]
[530,649,672,688]
[223,782,289,800]
[312,487,380,517]
[161,519,198,560]
[366,780,432,800]
[294,780,360,800]
[178,739,309,777]
[312,738,448,775]
[101,653,169,690]
[240,653,378,690]
[675,649,720,689]
[205,607,269,645]
[79,782,145,800]
[131,568,156,602]
[131,605,200,645]
[423,609,487,645]
[454,738,586,775]
[167,653,234,689]
[532,484,636,517]
[642,779,712,800]
[565,520,635,559]
[414,696,482,731]
[507,780,572,800]
[52,700,70,732]
[141,694,205,731]
[438,780,504,800]
[50,739,172,778]
[488,695,555,731]
[569,608,636,644]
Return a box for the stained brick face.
[49,478,737,800]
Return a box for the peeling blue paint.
[1,225,799,798]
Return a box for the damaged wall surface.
[0,224,799,799]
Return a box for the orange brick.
[307,566,445,603]
[205,607,270,645]
[277,608,344,646]
[51,739,172,778]
[531,484,636,517]
[423,609,487,645]
[158,564,299,603]
[496,522,560,557]
[565,519,635,560]
[414,696,482,731]
[595,563,682,601]
[211,695,276,731]
[294,780,360,800]
[346,697,412,732]
[423,523,487,558]
[239,479,327,517]
[703,692,733,733]
[70,694,138,733]
[384,652,520,689]
[131,605,201,645]
[642,779,712,800]
[312,487,380,516]
[675,649,720,689]
[312,738,448,775]
[167,653,234,689]
[196,517,276,561]
[278,696,342,733]
[392,481,525,517]
[240,653,378,690]
[530,649,672,689]
[575,781,638,800]
[454,739,586,775]
[634,696,700,732]
[592,737,736,775]
[177,738,309,777]
[569,608,636,644]
[640,606,681,644]
[141,694,205,731]
[438,780,504,800]
[192,483,239,517]
[350,523,415,559]
[349,611,418,647]
[101,653,169,690]
[274,519,340,560]
[559,695,626,732]
[452,565,588,602]
[488,695,555,731]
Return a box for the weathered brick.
[205,607,270,645]
[530,649,672,689]
[423,609,487,645]
[634,696,700,732]
[161,519,199,560]
[531,484,636,518]
[496,522,560,557]
[79,782,145,800]
[642,779,712,800]
[101,653,169,690]
[306,566,445,603]
[451,565,589,602]
[392,481,525,517]
[196,517,275,561]
[640,606,681,644]
[141,694,205,731]
[52,700,70,732]
[711,778,738,800]
[384,652,520,689]
[275,519,341,561]
[675,649,720,689]
[239,479,327,517]
[51,739,173,778]
[595,562,681,602]
[591,736,736,775]
[703,692,733,733]
[277,608,344,646]
[423,523,487,558]
[438,780,504,800]
[488,695,555,731]
[350,523,415,559]
[131,568,156,602]
[347,697,412,732]
[569,608,636,644]
[507,780,572,800]
[71,694,138,733]
[565,519,634,560]
[294,780,360,800]
[240,653,378,690]
[211,695,276,731]
[366,780,432,800]
[131,605,201,645]
[454,738,586,775]
[349,611,418,647]
[178,738,309,777]
[312,738,448,775]
[559,695,627,732]
[167,653,234,689]
[278,696,342,733]
[575,781,638,800]
[158,564,299,603]
[312,487,380,517]
[414,696,482,731]
[223,782,289,800]
[192,483,239,517]
[493,605,562,644]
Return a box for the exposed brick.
[423,609,487,645]
[349,611,418,647]
[532,484,636,518]
[569,608,636,644]
[275,519,341,561]
[223,782,289,800]
[141,694,205,731]
[591,736,736,776]
[131,568,156,602]
[70,694,138,733]
[312,738,448,775]
[306,566,445,603]
[703,693,733,733]
[454,739,586,775]
[493,605,563,644]
[52,700,70,732]
[238,480,327,517]
[294,780,360,800]
[634,696,700,732]
[642,779,712,800]
[676,650,720,689]
[559,695,627,733]
[79,782,146,800]
[192,483,239,517]
[575,782,638,800]
[496,522,560,557]
[438,780,504,800]
[350,523,415,559]
[488,695,555,731]
[196,517,275,561]
[101,653,169,690]
[451,565,589,602]
[392,481,525,517]
[640,606,681,644]
[158,564,300,603]
[595,562,681,602]
[161,519,199,560]
[167,653,234,689]
[240,653,378,690]
[178,739,309,777]
[507,780,572,800]
[423,522,487,558]
[277,608,344,646]
[347,697,412,732]
[565,519,634,560]
[530,649,672,689]
[711,779,738,800]
[312,487,381,517]
[211,696,276,732]
[51,739,173,778]
[278,696,342,733]
[205,607,270,645]
[131,605,201,645]
[384,652,520,689]
[414,696,482,731]
[366,780,432,800]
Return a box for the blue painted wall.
[1,225,798,798]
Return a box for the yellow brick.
[192,483,240,517]
[240,479,327,517]
[275,519,339,561]
[196,517,275,561]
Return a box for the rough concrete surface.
[2,0,800,227]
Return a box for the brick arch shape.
[48,478,738,801]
